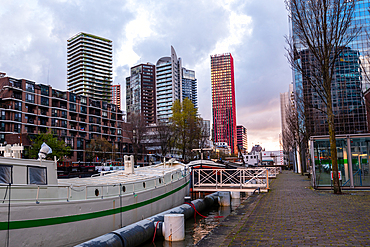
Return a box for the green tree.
[170,98,201,162]
[29,131,71,160]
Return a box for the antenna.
[47,66,50,85]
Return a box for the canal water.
[142,196,246,247]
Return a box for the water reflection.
[142,197,244,247]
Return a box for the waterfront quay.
[197,170,370,246]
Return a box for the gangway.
[192,167,270,193]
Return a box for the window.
[14,123,21,133]
[80,97,87,105]
[28,166,47,185]
[69,103,76,112]
[16,102,22,110]
[80,106,87,114]
[0,165,12,184]
[41,85,49,96]
[26,93,35,103]
[69,93,76,102]
[14,113,21,122]
[41,97,49,106]
[25,82,34,92]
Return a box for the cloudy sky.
[0,0,291,151]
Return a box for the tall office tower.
[156,46,182,123]
[291,2,370,135]
[112,85,121,110]
[280,83,294,140]
[237,125,248,153]
[182,68,198,108]
[67,32,113,102]
[211,53,237,154]
[126,63,156,124]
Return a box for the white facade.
[67,32,113,102]
[156,46,182,122]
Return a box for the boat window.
[0,165,12,184]
[28,166,47,185]
[143,182,146,188]
[122,186,126,192]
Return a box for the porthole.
[159,178,162,184]
[143,182,146,188]
[172,175,174,180]
[122,186,126,192]
[95,189,99,197]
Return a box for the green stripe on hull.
[0,180,190,230]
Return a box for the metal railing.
[192,168,270,191]
[0,170,188,204]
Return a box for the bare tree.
[156,120,175,158]
[285,0,360,193]
[86,137,112,163]
[124,112,147,166]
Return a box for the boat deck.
[58,164,185,186]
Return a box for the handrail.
[342,169,361,187]
[0,170,189,203]
[193,168,269,189]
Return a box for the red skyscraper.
[112,84,121,110]
[211,53,237,154]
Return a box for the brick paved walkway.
[197,170,370,246]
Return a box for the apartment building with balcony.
[156,46,182,122]
[0,75,129,164]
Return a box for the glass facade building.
[126,63,156,124]
[67,32,113,102]
[211,53,237,154]
[310,134,370,188]
[182,68,198,108]
[292,1,370,136]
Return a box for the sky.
[0,0,292,151]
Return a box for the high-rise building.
[182,68,197,108]
[156,46,182,122]
[291,2,370,136]
[112,85,121,110]
[280,83,294,139]
[126,63,156,124]
[67,32,113,102]
[237,125,247,153]
[211,53,237,154]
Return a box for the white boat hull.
[0,174,190,247]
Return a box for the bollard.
[230,191,240,199]
[163,214,185,241]
[218,191,230,206]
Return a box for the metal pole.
[347,136,354,188]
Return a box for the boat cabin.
[0,144,57,185]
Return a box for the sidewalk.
[196,170,370,246]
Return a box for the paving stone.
[196,170,370,246]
